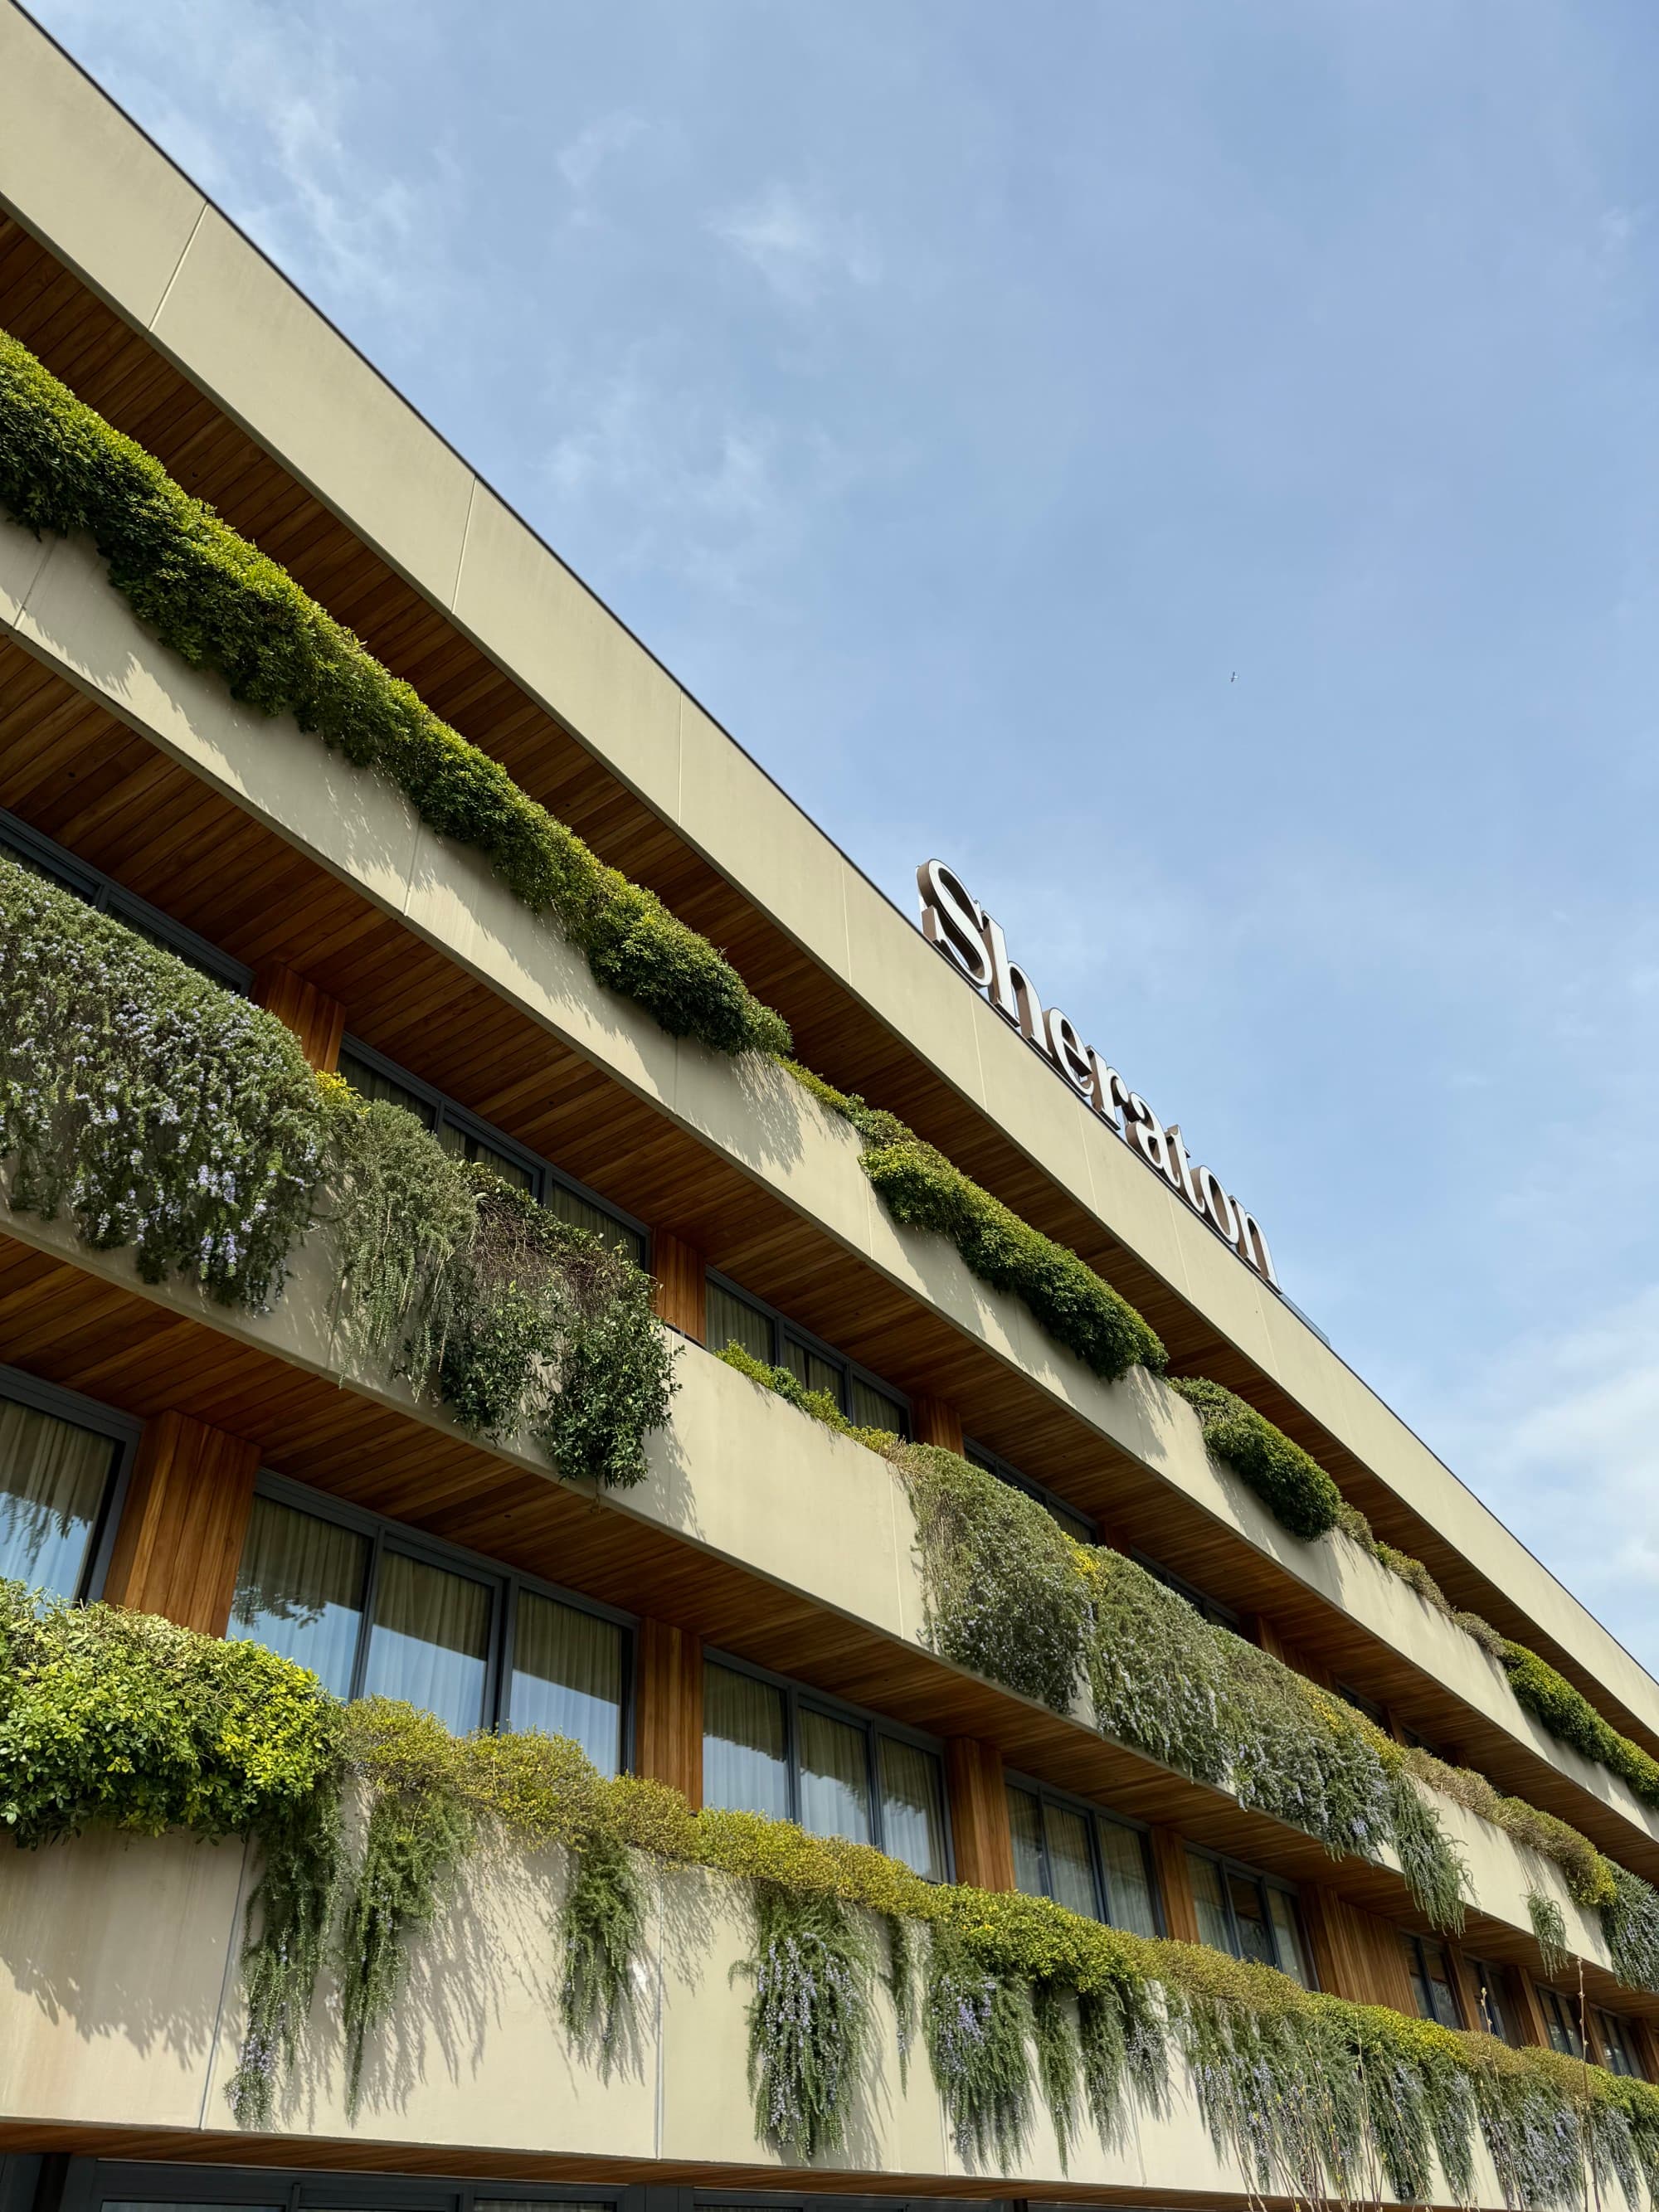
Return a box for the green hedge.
[1167,1374,1344,1539]
[0,329,789,1062]
[786,1063,1165,1383]
[1502,1641,1659,1809]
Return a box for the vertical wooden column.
[1253,1612,1287,1661]
[636,1618,704,1806]
[1508,1966,1552,2049]
[103,1411,259,1636]
[1150,1826,1200,1943]
[911,1395,965,1453]
[254,960,346,1073]
[652,1232,706,1341]
[945,1738,1015,1891]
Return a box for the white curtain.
[876,1737,947,1880]
[1097,1817,1160,1937]
[1189,1850,1233,1953]
[799,1707,872,1844]
[848,1378,905,1437]
[227,1494,369,1697]
[1007,1784,1047,1898]
[1044,1802,1099,1920]
[509,1589,624,1773]
[703,1660,789,1816]
[0,1396,116,1600]
[707,1284,773,1365]
[362,1550,492,1733]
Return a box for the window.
[1593,2009,1645,2079]
[0,1373,133,1602]
[228,1477,629,1767]
[1467,1956,1516,2043]
[1538,1986,1584,2059]
[0,808,252,992]
[705,1271,909,1438]
[338,1038,647,1266]
[1335,1681,1388,1728]
[1135,1553,1238,1631]
[1006,1778,1160,1937]
[969,1441,1095,1545]
[701,1653,949,1879]
[1403,1935,1463,2030]
[1188,1848,1314,1986]
[66,2161,626,2212]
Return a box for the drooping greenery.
[0,868,677,1490]
[1404,1747,1618,1910]
[1502,1638,1659,1809]
[1529,1890,1572,1981]
[560,1830,647,2060]
[1168,1373,1344,1539]
[786,1062,1165,1383]
[1603,1864,1659,1996]
[0,855,328,1306]
[747,1883,873,2158]
[0,328,789,1062]
[925,1918,1036,2166]
[715,1337,898,1453]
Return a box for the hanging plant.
[746,1883,873,2158]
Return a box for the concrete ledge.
[0,513,1654,1864]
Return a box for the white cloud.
[710,182,880,303]
[557,111,646,198]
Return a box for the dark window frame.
[1537,1984,1586,2059]
[1593,2006,1645,2079]
[1131,1549,1239,1631]
[1186,1841,1316,1985]
[703,1270,911,1435]
[239,1471,636,1764]
[339,1033,649,1266]
[62,2162,633,2212]
[1004,1768,1162,1935]
[1401,1932,1464,2030]
[1466,1954,1516,2044]
[0,807,254,992]
[967,1439,1095,1544]
[701,1643,951,1878]
[0,1361,141,1603]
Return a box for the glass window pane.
[0,1396,118,1601]
[1190,1851,1232,1953]
[799,1707,872,1844]
[1541,1989,1583,2058]
[464,1131,536,1194]
[1422,1941,1461,2029]
[708,1283,774,1366]
[1008,1786,1047,1898]
[781,1339,841,1403]
[1228,1871,1276,1966]
[509,1589,624,1774]
[1044,1804,1099,1920]
[703,1660,790,1817]
[1267,1888,1313,1988]
[1596,2011,1640,2078]
[1470,1958,1513,2044]
[338,1048,435,1126]
[847,1378,906,1437]
[229,1494,369,1697]
[1097,1819,1160,1938]
[363,1549,493,1733]
[544,1179,645,1266]
[878,1737,947,1880]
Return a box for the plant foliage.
[747,1883,873,2158]
[0,328,789,1061]
[1168,1373,1343,1539]
[715,1338,897,1452]
[560,1831,646,2061]
[1502,1639,1659,1809]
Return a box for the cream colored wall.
[1,513,1653,1865]
[1,0,1652,1768]
[0,1826,1512,2208]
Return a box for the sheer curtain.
[847,1378,906,1437]
[1043,1802,1099,1919]
[1006,1785,1047,1899]
[1097,1818,1160,1937]
[228,1494,369,1697]
[509,1589,624,1772]
[799,1708,872,1844]
[544,1181,645,1266]
[707,1285,773,1364]
[878,1738,947,1880]
[703,1660,789,1816]
[362,1550,492,1733]
[0,1395,117,1600]
[1189,1850,1233,1954]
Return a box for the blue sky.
[30,0,1659,1661]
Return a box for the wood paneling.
[945,1738,1014,1892]
[651,1232,706,1343]
[1150,1828,1199,1945]
[912,1395,965,1454]
[1509,1967,1551,2049]
[1301,1885,1417,2014]
[636,1618,703,1807]
[103,1410,257,1635]
[253,960,345,1072]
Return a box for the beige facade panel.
[0,0,1652,1768]
[2,1826,1514,2206]
[1,514,1654,1849]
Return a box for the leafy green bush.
[1501,1640,1659,1808]
[785,1062,1165,1383]
[1168,1374,1343,1539]
[714,1338,896,1452]
[0,329,789,1061]
[747,1884,873,2157]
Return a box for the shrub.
[747,1884,873,2157]
[1501,1641,1659,1808]
[1168,1374,1343,1539]
[0,328,789,1062]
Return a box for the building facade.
[2,11,1659,2211]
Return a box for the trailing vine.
[747,1884,873,2158]
[0,329,789,1062]
[1168,1373,1343,1539]
[560,1832,647,2061]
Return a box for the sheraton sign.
[917,859,1277,1287]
